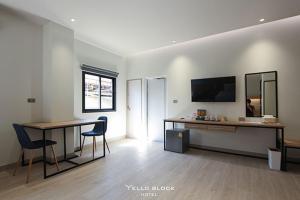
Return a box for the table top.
[164,118,285,129]
[23,119,104,130]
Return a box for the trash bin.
[268,148,281,170]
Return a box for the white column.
[42,22,75,157]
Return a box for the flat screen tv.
[191,76,236,102]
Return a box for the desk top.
[164,118,285,129]
[23,119,104,130]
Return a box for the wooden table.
[23,119,105,179]
[164,118,286,170]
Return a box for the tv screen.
[191,76,236,102]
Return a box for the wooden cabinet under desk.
[185,123,236,132]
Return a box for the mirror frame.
[245,71,278,118]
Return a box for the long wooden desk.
[164,118,286,170]
[23,119,105,179]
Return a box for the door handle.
[127,105,131,111]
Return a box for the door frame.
[146,77,167,140]
[126,78,143,138]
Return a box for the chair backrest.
[93,116,107,134]
[12,124,32,149]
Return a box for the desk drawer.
[185,123,208,130]
[207,125,236,132]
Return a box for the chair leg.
[13,149,23,176]
[26,150,34,183]
[105,140,110,154]
[93,136,95,159]
[51,145,60,172]
[80,136,85,156]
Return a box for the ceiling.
[1,0,300,56]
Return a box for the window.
[82,71,116,112]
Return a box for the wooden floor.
[1,139,300,200]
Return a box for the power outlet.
[27,98,36,103]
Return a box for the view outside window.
[83,72,115,112]
[85,74,100,109]
[101,77,113,109]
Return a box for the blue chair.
[80,116,110,158]
[12,124,59,183]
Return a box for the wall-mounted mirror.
[245,71,278,117]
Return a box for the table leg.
[164,121,166,150]
[103,122,105,157]
[43,130,47,179]
[276,128,279,149]
[79,126,82,151]
[281,128,286,171]
[63,128,67,160]
[285,146,287,169]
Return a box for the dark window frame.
[82,71,116,113]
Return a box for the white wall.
[0,7,127,167]
[42,22,74,122]
[0,7,43,166]
[74,40,127,147]
[127,16,300,155]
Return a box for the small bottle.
[193,113,197,120]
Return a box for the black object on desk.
[165,129,190,153]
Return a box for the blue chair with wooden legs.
[12,124,60,183]
[80,116,110,158]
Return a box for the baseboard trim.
[190,144,300,164]
[0,163,15,172]
[0,135,126,172]
[74,135,125,151]
[189,144,268,160]
[0,152,78,172]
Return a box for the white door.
[147,78,166,142]
[127,79,142,139]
